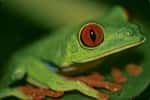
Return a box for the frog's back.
[14,27,74,65]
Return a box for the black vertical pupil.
[90,29,96,42]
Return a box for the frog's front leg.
[0,56,106,100]
[24,57,106,100]
[0,57,106,99]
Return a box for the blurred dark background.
[0,0,149,99]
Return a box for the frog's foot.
[66,72,104,81]
[17,85,64,100]
[97,92,109,100]
[111,67,128,84]
[67,72,121,92]
[125,64,143,76]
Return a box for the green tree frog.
[0,6,145,100]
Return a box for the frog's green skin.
[0,6,145,100]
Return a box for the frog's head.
[61,21,145,73]
[60,7,145,73]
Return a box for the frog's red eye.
[80,23,104,47]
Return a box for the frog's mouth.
[60,38,145,75]
[60,57,103,75]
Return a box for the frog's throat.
[60,38,145,74]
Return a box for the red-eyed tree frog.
[0,6,145,100]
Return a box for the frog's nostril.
[126,32,133,36]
